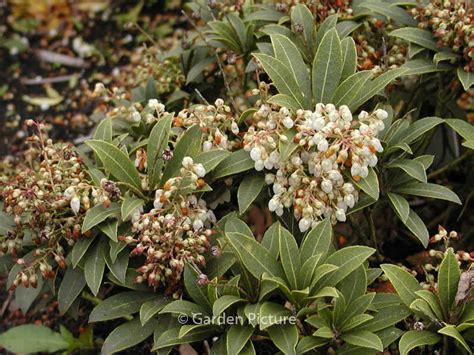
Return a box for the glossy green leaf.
[262,222,281,258]
[387,192,410,223]
[102,317,157,354]
[312,28,343,104]
[398,330,440,355]
[279,224,301,289]
[147,114,173,189]
[399,117,443,145]
[58,267,86,314]
[457,67,474,91]
[299,218,332,262]
[332,71,373,107]
[0,325,68,353]
[291,4,316,57]
[438,248,461,316]
[226,325,254,355]
[389,28,438,51]
[86,140,141,190]
[267,94,300,113]
[387,159,427,183]
[267,323,298,355]
[238,173,265,214]
[395,182,461,204]
[194,150,231,174]
[351,167,379,201]
[212,150,254,179]
[139,298,171,326]
[340,330,383,352]
[341,37,357,81]
[93,117,113,142]
[403,208,430,247]
[84,240,106,296]
[82,203,120,233]
[380,264,422,307]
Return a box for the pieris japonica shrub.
[0,1,473,354]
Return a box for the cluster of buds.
[413,0,474,72]
[0,122,101,288]
[124,157,215,296]
[275,1,353,22]
[243,102,387,231]
[133,51,185,96]
[421,226,473,290]
[457,88,474,122]
[354,19,407,73]
[174,99,240,151]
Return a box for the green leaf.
[380,264,422,307]
[267,323,299,355]
[238,173,265,214]
[0,325,69,353]
[102,317,157,354]
[332,71,373,107]
[139,298,171,326]
[336,20,362,38]
[299,218,332,262]
[225,218,285,279]
[313,326,334,338]
[318,246,375,287]
[340,330,383,352]
[93,117,113,142]
[86,140,141,191]
[212,150,254,179]
[359,2,417,26]
[279,129,299,161]
[121,196,144,221]
[400,58,450,76]
[253,53,306,108]
[14,274,43,314]
[259,301,293,329]
[395,182,461,204]
[338,266,367,304]
[438,248,461,316]
[58,267,86,314]
[161,124,202,183]
[226,325,254,355]
[262,222,281,258]
[361,304,411,332]
[145,78,158,100]
[84,240,106,296]
[398,330,440,355]
[71,236,96,268]
[291,4,316,57]
[213,295,245,317]
[343,293,376,322]
[387,192,410,223]
[351,167,379,200]
[296,336,327,353]
[267,94,300,113]
[387,159,427,183]
[415,290,444,321]
[153,326,216,350]
[389,28,438,51]
[433,51,459,65]
[403,208,430,247]
[410,299,438,320]
[376,326,404,348]
[271,34,311,108]
[82,203,120,233]
[184,264,212,311]
[350,68,407,111]
[312,28,343,104]
[438,325,472,354]
[445,118,474,144]
[160,300,209,317]
[341,314,374,332]
[399,117,443,145]
[104,249,129,283]
[300,254,323,288]
[314,14,338,51]
[457,68,474,90]
[89,292,156,322]
[278,224,301,289]
[147,114,173,189]
[341,37,357,81]
[194,150,231,174]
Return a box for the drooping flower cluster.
[243,103,387,231]
[123,157,215,297]
[354,19,407,73]
[413,0,474,72]
[0,122,103,288]
[174,99,240,151]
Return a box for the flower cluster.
[243,103,387,231]
[277,1,353,22]
[123,157,215,297]
[354,19,407,73]
[174,99,240,151]
[0,122,100,288]
[133,51,185,96]
[413,0,474,72]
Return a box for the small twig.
[0,291,14,318]
[427,151,471,180]
[21,74,79,85]
[35,49,88,68]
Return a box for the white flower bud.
[265,174,275,184]
[359,123,369,134]
[215,98,224,106]
[317,139,329,152]
[321,159,332,171]
[299,218,311,232]
[250,147,262,161]
[70,197,80,214]
[375,109,388,120]
[351,163,361,177]
[283,116,294,129]
[255,159,264,171]
[203,141,213,152]
[231,122,239,135]
[194,163,206,178]
[335,208,346,222]
[193,219,204,231]
[360,165,369,178]
[132,111,141,122]
[182,156,194,168]
[344,194,355,208]
[64,186,75,199]
[321,179,333,193]
[312,117,326,131]
[268,199,279,212]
